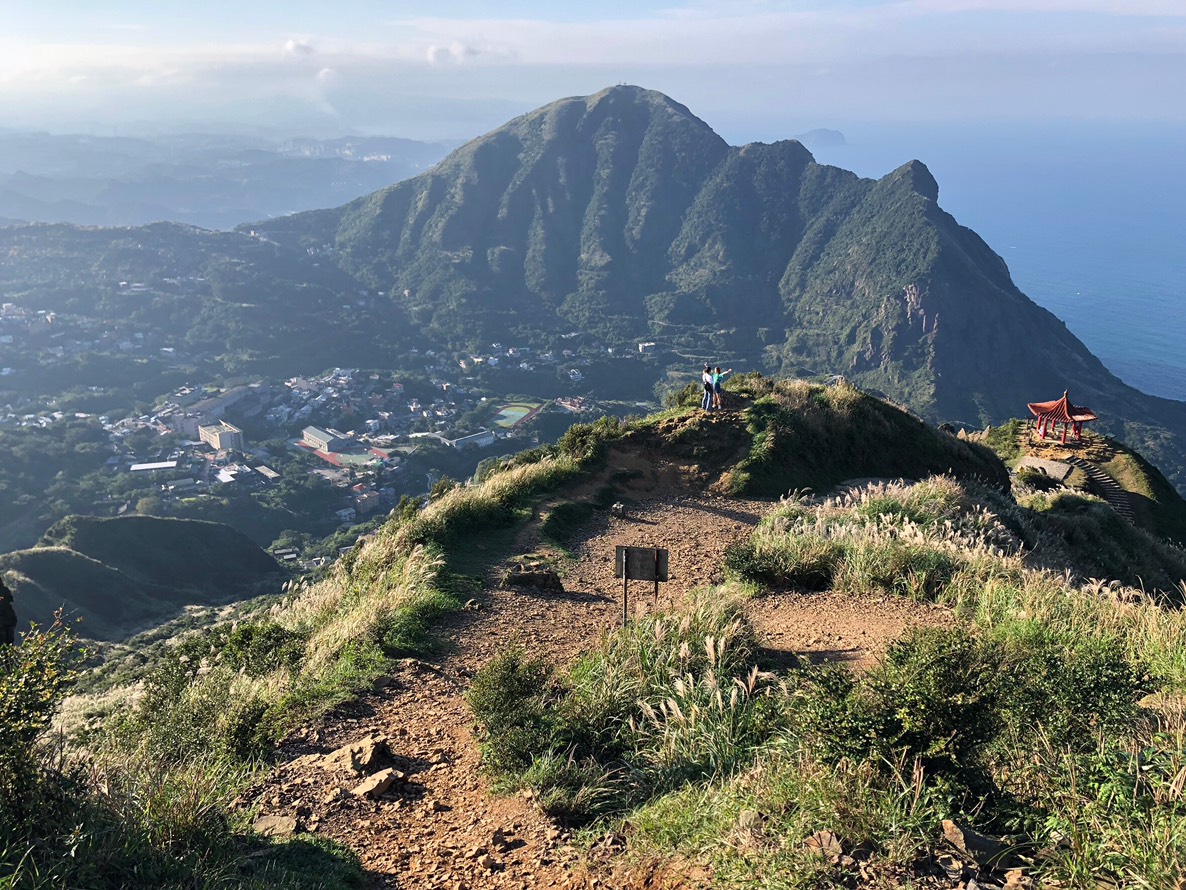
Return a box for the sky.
[1,0,1185,141]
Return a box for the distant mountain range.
[3,85,1186,491]
[0,131,453,230]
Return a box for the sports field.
[493,401,545,428]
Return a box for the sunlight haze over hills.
[3,0,1185,139]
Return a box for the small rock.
[351,768,404,799]
[935,853,964,881]
[942,819,1021,869]
[803,829,842,859]
[426,799,449,812]
[476,853,498,871]
[323,734,393,774]
[491,828,512,851]
[253,814,300,838]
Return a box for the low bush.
[1016,465,1062,491]
[466,651,559,775]
[469,592,776,823]
[540,501,596,547]
[1,618,84,833]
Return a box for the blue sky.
[1,1,1184,139]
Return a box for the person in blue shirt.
[712,366,733,409]
[701,364,714,411]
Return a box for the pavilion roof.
[1027,391,1098,424]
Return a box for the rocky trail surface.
[244,490,952,889]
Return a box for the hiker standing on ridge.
[712,366,734,410]
[0,575,16,645]
[701,364,715,411]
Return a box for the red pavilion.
[1027,391,1098,444]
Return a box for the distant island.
[794,127,847,149]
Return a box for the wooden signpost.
[614,545,669,625]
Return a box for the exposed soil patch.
[748,589,954,671]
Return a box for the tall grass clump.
[728,477,1021,598]
[0,619,364,889]
[468,590,779,823]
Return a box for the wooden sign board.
[614,546,669,582]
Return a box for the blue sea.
[807,122,1186,403]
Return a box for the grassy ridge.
[1,416,629,888]
[8,387,1186,888]
[711,375,1008,496]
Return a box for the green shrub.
[870,628,1005,771]
[1016,466,1061,491]
[724,536,842,589]
[555,415,627,462]
[540,501,596,547]
[467,651,559,774]
[796,627,1005,775]
[994,628,1153,752]
[222,621,308,676]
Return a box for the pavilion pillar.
[1061,422,1068,444]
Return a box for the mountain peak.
[889,159,940,202]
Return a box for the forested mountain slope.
[251,85,1186,487]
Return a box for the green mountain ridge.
[3,85,1186,492]
[248,85,1186,489]
[0,515,285,640]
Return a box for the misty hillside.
[0,131,452,230]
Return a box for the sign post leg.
[623,575,629,626]
[654,549,660,606]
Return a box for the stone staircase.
[1066,457,1135,522]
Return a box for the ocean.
[808,122,1186,403]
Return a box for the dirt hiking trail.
[245,488,952,889]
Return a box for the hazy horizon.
[2,1,1185,141]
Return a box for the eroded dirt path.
[246,489,952,888]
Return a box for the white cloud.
[284,38,315,56]
[427,41,480,66]
[0,3,1182,133]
